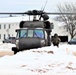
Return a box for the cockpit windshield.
[28,30,33,37]
[20,30,27,37]
[16,29,44,39]
[34,29,44,38]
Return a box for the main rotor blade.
[0,12,76,15]
[46,12,76,15]
[0,12,28,14]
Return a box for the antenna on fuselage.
[39,0,48,20]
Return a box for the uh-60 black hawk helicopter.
[0,10,75,54]
[12,10,54,54]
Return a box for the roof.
[0,16,28,23]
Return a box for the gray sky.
[0,0,76,12]
[0,0,76,18]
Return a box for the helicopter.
[0,10,76,54]
[12,10,54,54]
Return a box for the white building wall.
[0,22,19,42]
[0,16,27,42]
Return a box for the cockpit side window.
[16,31,19,38]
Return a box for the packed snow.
[0,42,76,75]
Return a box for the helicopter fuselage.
[15,28,47,50]
[12,20,53,54]
[12,10,53,54]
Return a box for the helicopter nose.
[18,38,41,50]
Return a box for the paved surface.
[0,51,14,57]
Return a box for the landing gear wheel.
[14,50,17,54]
[12,47,18,54]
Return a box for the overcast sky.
[0,0,76,18]
[0,0,76,12]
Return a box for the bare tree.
[56,3,76,39]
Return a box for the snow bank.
[0,43,76,75]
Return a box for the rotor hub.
[27,10,45,15]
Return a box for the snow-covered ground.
[0,42,76,75]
